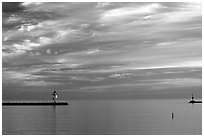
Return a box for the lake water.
[2,99,202,135]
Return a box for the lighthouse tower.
[191,94,195,102]
[52,91,58,103]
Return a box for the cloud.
[46,49,51,54]
[21,2,42,6]
[96,2,110,8]
[3,69,63,87]
[78,78,201,92]
[3,70,43,84]
[86,49,100,54]
[23,80,60,86]
[154,3,201,24]
[101,3,164,22]
[109,73,132,79]
[2,2,202,99]
[70,76,105,82]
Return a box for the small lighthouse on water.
[189,94,202,104]
[191,94,195,102]
[52,91,58,103]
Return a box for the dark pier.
[189,100,202,104]
[2,101,68,106]
[3,91,69,106]
[189,94,202,104]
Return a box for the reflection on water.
[2,99,202,135]
[51,106,56,135]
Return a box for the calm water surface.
[2,99,202,135]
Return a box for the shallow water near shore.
[2,99,202,135]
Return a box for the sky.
[2,2,202,100]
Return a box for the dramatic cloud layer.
[2,2,202,100]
